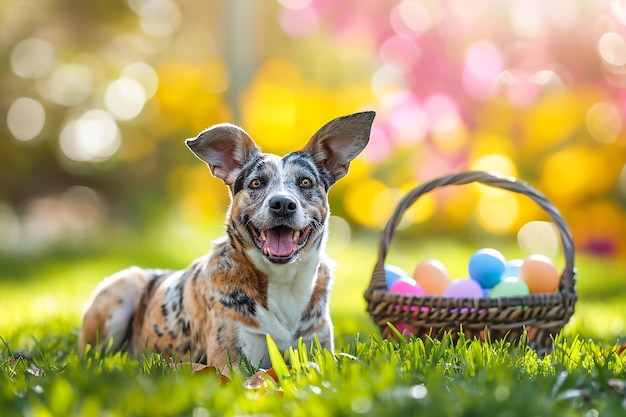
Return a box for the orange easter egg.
[413,259,452,296]
[518,254,560,293]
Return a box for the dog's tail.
[78,267,167,355]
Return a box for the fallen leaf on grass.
[243,368,284,397]
[9,354,44,378]
[243,368,282,389]
[171,362,230,385]
[243,369,270,390]
[25,362,44,377]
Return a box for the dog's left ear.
[302,111,375,182]
[186,123,261,185]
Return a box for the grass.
[2,221,626,416]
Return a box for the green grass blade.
[266,334,290,385]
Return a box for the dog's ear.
[186,123,261,185]
[302,111,375,182]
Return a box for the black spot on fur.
[145,274,162,296]
[174,281,185,312]
[285,152,335,190]
[191,269,200,285]
[229,221,247,249]
[220,289,256,316]
[170,301,179,314]
[153,324,164,338]
[234,155,265,194]
[180,319,191,337]
[178,341,192,354]
[216,325,225,344]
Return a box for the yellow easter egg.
[518,254,560,293]
[413,259,452,296]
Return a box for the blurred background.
[2,0,626,341]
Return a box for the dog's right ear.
[186,123,261,185]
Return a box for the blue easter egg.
[384,264,409,289]
[504,259,523,278]
[468,248,506,289]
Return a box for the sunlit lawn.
[2,220,626,416]
[3,218,626,345]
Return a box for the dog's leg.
[78,267,161,354]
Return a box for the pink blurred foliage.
[278,0,626,256]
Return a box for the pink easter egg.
[395,323,417,336]
[389,277,426,296]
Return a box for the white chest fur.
[240,248,321,367]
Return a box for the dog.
[78,111,375,373]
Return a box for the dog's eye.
[299,178,313,188]
[250,179,263,189]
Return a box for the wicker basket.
[364,171,577,353]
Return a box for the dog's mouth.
[247,223,313,263]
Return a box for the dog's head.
[186,111,375,265]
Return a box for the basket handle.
[368,170,576,297]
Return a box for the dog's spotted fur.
[79,111,375,372]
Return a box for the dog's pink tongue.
[264,228,295,257]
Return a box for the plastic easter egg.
[413,259,452,296]
[389,277,426,296]
[384,264,410,289]
[518,254,559,293]
[442,278,484,298]
[395,323,416,336]
[504,259,523,278]
[468,248,506,289]
[489,277,530,298]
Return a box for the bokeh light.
[121,62,159,99]
[510,0,547,39]
[598,32,626,68]
[389,0,435,35]
[586,102,622,144]
[379,35,421,74]
[59,110,121,163]
[470,155,518,193]
[129,0,182,38]
[37,63,93,106]
[105,77,147,121]
[475,191,520,234]
[463,41,503,100]
[279,4,318,38]
[7,97,46,142]
[517,221,560,258]
[10,38,55,79]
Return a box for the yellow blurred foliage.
[522,93,588,156]
[240,58,376,155]
[168,165,230,225]
[155,59,232,135]
[541,145,615,203]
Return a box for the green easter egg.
[489,277,530,298]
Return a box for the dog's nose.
[269,195,297,217]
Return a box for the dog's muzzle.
[247,223,313,264]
